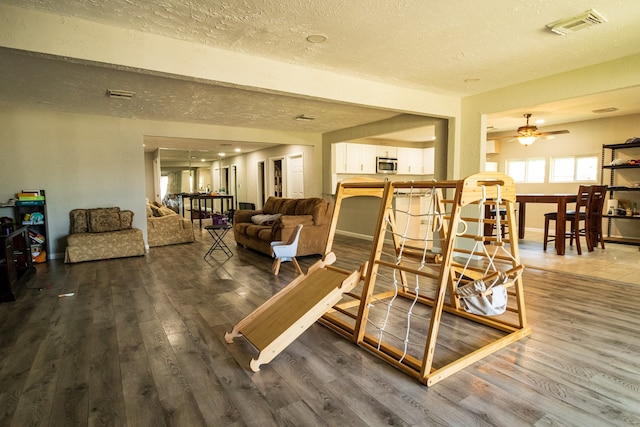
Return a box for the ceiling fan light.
[518,136,537,146]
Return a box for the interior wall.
[242,144,317,208]
[460,54,640,181]
[488,113,640,237]
[1,107,321,259]
[0,107,147,258]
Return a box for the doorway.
[271,157,284,198]
[221,166,230,194]
[257,161,265,208]
[231,165,238,209]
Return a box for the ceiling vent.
[295,114,315,121]
[547,9,606,35]
[106,89,135,99]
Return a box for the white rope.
[376,185,443,357]
[455,184,524,295]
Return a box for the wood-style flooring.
[1,229,639,426]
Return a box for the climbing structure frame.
[319,172,530,386]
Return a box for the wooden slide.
[224,252,364,372]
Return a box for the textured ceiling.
[6,0,640,95]
[1,0,640,153]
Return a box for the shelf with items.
[601,141,640,245]
[602,164,640,170]
[273,160,283,197]
[13,190,49,263]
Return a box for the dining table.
[516,194,578,255]
[179,193,235,229]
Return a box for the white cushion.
[251,213,282,225]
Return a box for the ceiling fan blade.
[538,130,570,136]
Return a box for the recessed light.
[535,119,545,124]
[306,34,327,43]
[218,152,226,157]
[235,148,241,153]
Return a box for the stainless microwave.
[376,156,398,174]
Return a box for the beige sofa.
[65,207,145,263]
[233,197,333,257]
[146,202,194,247]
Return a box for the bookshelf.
[13,190,49,263]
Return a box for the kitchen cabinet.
[375,145,397,158]
[423,147,435,175]
[397,147,424,174]
[334,142,377,174]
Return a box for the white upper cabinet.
[397,147,424,174]
[345,143,377,174]
[423,147,435,175]
[375,145,397,158]
[334,142,348,173]
[334,142,377,174]
[334,143,435,176]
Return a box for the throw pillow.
[158,206,176,216]
[120,210,134,229]
[251,213,282,225]
[69,209,88,234]
[148,204,163,217]
[88,207,122,232]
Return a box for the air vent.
[547,9,606,35]
[295,114,315,121]
[106,89,135,99]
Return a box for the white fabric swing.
[454,185,524,316]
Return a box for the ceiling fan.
[508,113,569,146]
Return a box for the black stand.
[204,224,233,258]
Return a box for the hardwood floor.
[1,229,639,426]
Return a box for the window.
[550,156,598,182]
[506,158,545,183]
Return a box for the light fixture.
[517,136,537,146]
[235,148,241,153]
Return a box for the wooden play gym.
[225,172,531,386]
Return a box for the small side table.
[204,224,233,258]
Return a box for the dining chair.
[587,185,608,250]
[270,224,304,276]
[543,185,592,254]
[487,206,508,238]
